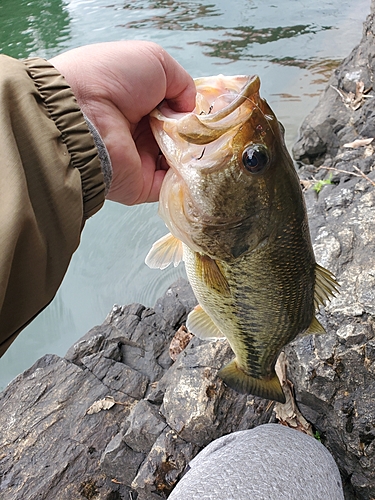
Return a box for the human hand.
[50,41,196,204]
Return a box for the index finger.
[154,46,197,113]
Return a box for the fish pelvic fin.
[195,253,230,296]
[314,264,340,309]
[218,360,286,404]
[187,305,226,340]
[145,233,183,270]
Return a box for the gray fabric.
[169,424,344,500]
[84,114,112,194]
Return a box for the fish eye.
[242,145,270,174]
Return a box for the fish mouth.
[151,74,261,147]
[150,74,267,183]
[195,75,260,124]
[176,75,260,145]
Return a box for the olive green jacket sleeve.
[0,55,106,356]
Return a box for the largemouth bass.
[146,75,338,403]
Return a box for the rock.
[285,190,375,500]
[131,428,199,500]
[81,352,149,400]
[0,279,198,500]
[0,353,134,500]
[0,278,275,500]
[100,434,146,487]
[98,293,275,498]
[292,2,375,166]
[283,2,375,498]
[123,400,167,454]
[159,339,273,447]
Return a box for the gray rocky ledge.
[0,279,275,500]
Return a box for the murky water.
[0,0,370,389]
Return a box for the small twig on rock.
[352,165,375,187]
[300,179,316,191]
[111,478,123,485]
[318,165,375,187]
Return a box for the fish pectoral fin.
[195,253,230,296]
[186,305,225,340]
[218,360,286,404]
[145,233,183,270]
[314,264,340,309]
[304,315,326,335]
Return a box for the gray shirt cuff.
[83,114,112,195]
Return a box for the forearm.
[0,55,106,355]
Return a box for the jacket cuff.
[24,57,105,220]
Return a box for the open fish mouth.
[150,74,265,177]
[150,74,261,141]
[173,74,261,145]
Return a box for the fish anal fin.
[218,360,286,404]
[187,305,225,340]
[145,233,183,270]
[195,253,230,296]
[304,315,326,336]
[314,263,340,308]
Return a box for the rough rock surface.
[0,279,275,500]
[286,2,375,499]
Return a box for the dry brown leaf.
[86,396,116,415]
[169,325,193,361]
[343,138,374,148]
[274,353,313,436]
[330,81,373,111]
[300,179,314,191]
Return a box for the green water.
[0,0,370,389]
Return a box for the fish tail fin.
[218,360,286,403]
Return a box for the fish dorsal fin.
[304,316,326,336]
[145,233,183,270]
[187,305,225,340]
[195,253,230,296]
[314,263,340,309]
